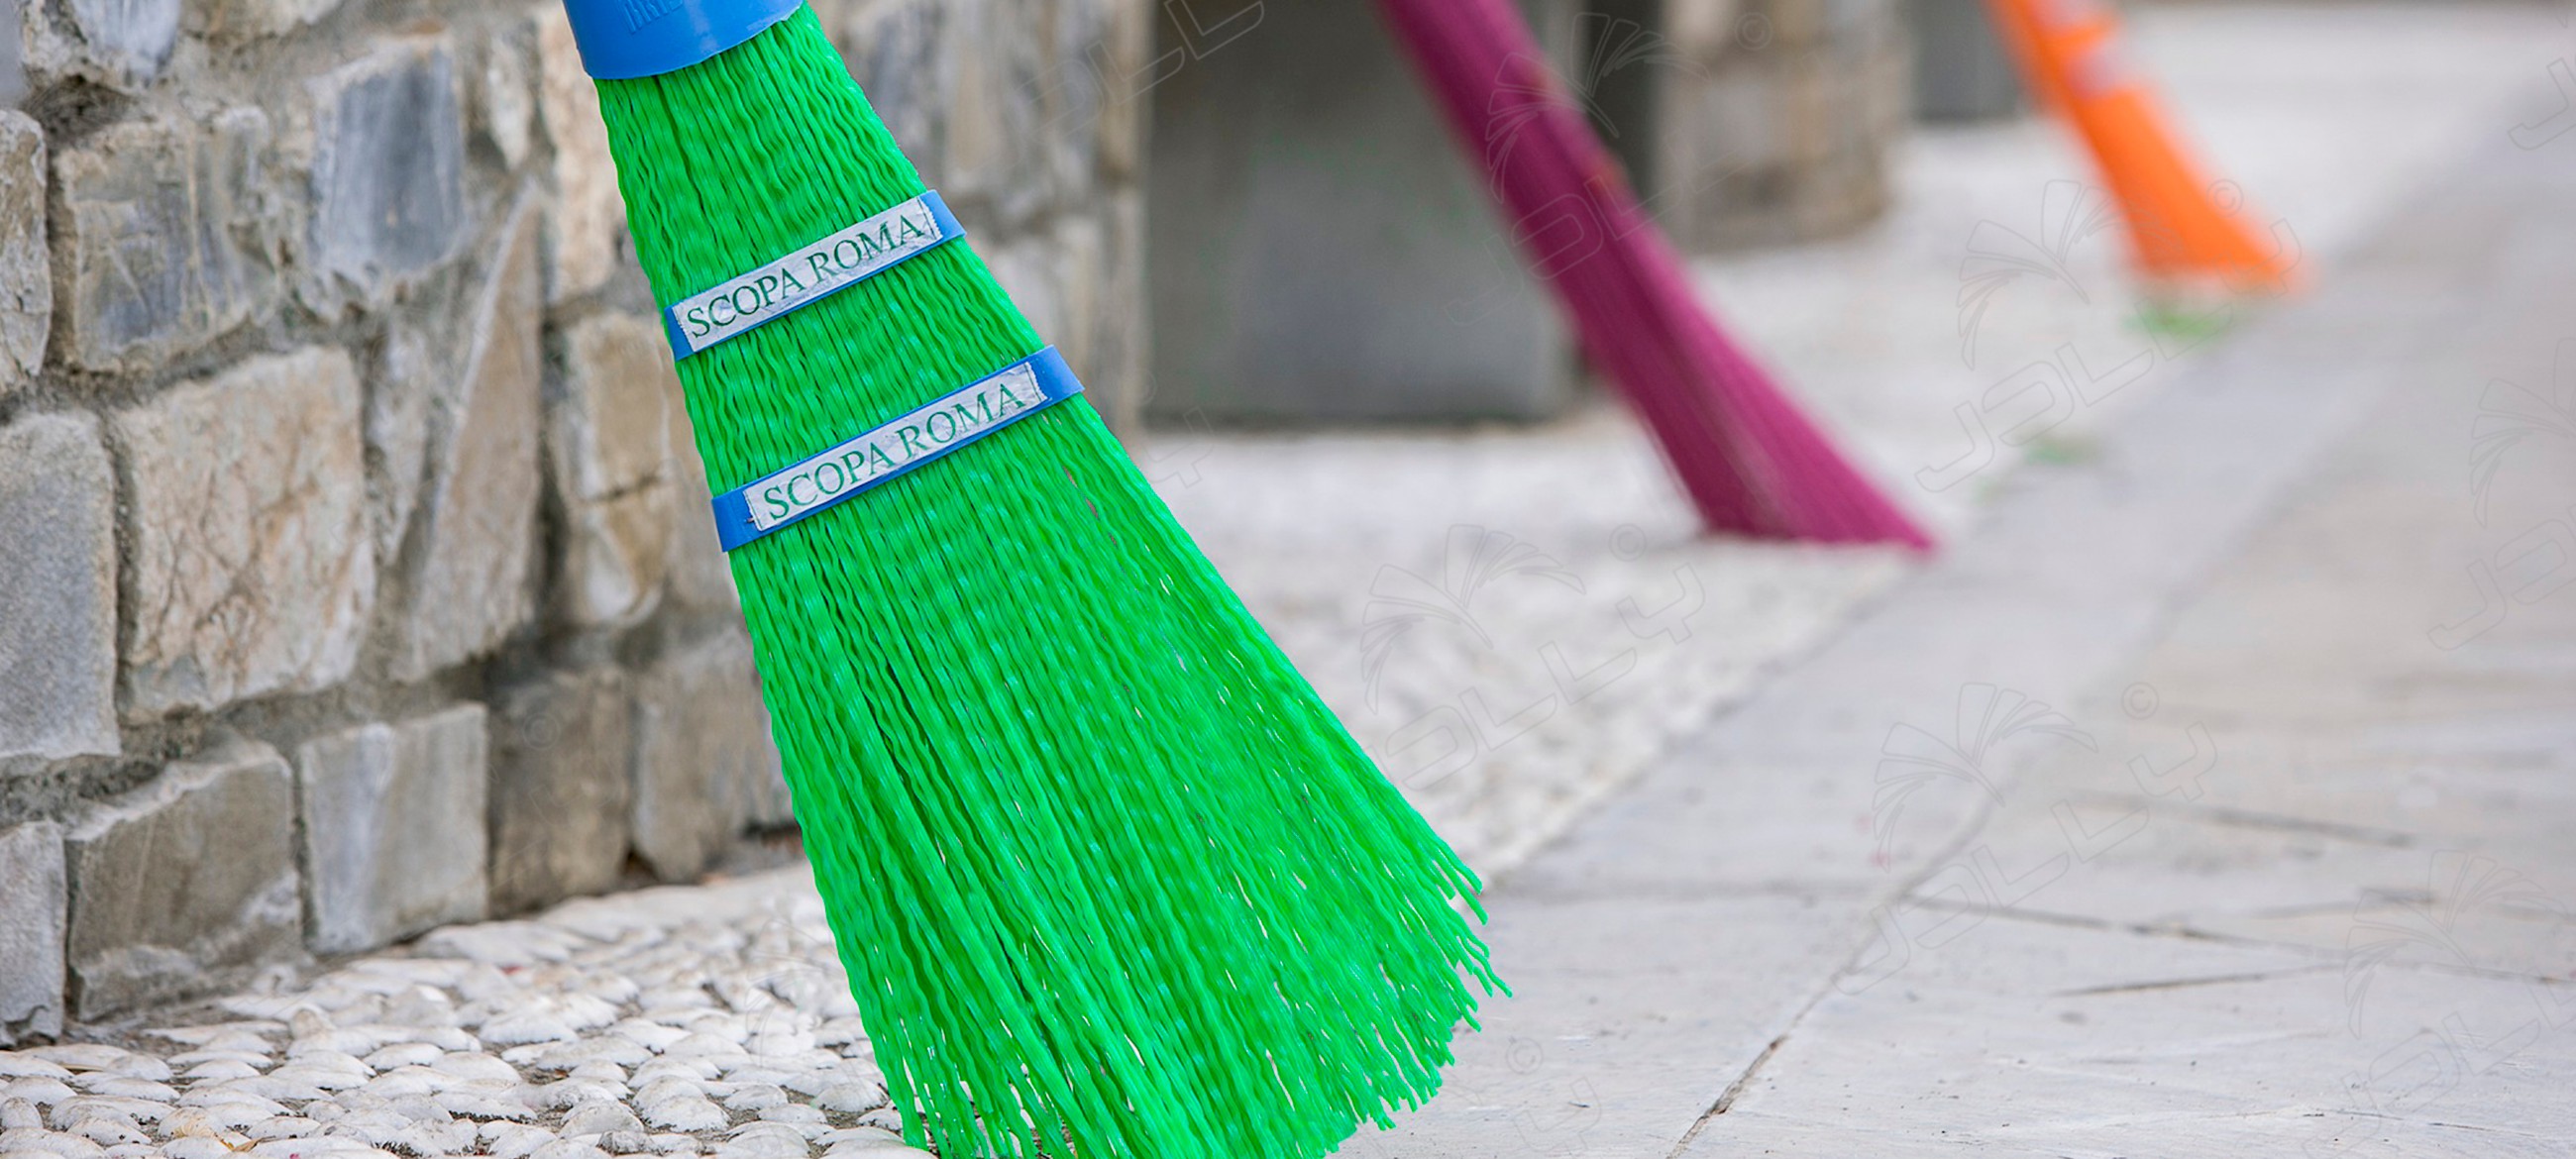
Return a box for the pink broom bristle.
[1374,0,1934,549]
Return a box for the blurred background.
[0,0,2570,1149]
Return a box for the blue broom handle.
[560,0,804,80]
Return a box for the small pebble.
[530,1139,612,1159]
[0,1087,68,1112]
[161,1137,241,1159]
[23,1049,131,1078]
[0,1127,104,1159]
[59,1117,145,1148]
[633,1058,719,1087]
[555,996,622,1032]
[712,1123,807,1159]
[529,1078,627,1110]
[480,1013,578,1047]
[61,1079,170,1105]
[0,1058,70,1082]
[567,1061,629,1085]
[48,1098,164,1129]
[429,1054,519,1087]
[640,1096,725,1133]
[431,1089,535,1121]
[607,1023,689,1054]
[208,1077,328,1104]
[175,1090,289,1119]
[661,1036,743,1063]
[812,1085,883,1115]
[358,1044,440,1072]
[166,1049,270,1069]
[481,1121,554,1159]
[599,1129,655,1155]
[560,1101,643,1136]
[183,1060,262,1083]
[720,1086,786,1113]
[246,1117,321,1141]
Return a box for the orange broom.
[1985,0,2296,294]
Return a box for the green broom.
[561,3,1498,1156]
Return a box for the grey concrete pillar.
[1145,0,1581,424]
[1909,0,2023,122]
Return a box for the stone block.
[535,8,624,301]
[114,348,375,717]
[294,704,488,954]
[27,0,180,89]
[191,0,344,40]
[54,109,276,372]
[54,107,276,370]
[561,491,670,629]
[632,632,789,881]
[0,110,48,392]
[0,411,117,762]
[305,38,470,308]
[488,669,634,913]
[0,822,65,1044]
[65,735,301,1019]
[555,315,675,499]
[396,196,544,679]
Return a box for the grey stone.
[0,822,66,1044]
[305,39,470,308]
[293,704,489,955]
[64,736,300,1019]
[54,109,276,372]
[631,633,788,882]
[396,195,543,680]
[114,348,375,717]
[0,111,48,392]
[190,0,343,40]
[550,313,675,628]
[488,669,634,913]
[30,0,181,89]
[0,412,117,762]
[535,9,623,301]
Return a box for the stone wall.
[0,0,1149,1040]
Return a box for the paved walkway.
[1363,113,2576,1159]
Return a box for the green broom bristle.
[591,9,1499,1156]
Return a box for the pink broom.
[1374,0,1933,547]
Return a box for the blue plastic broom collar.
[560,0,803,79]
